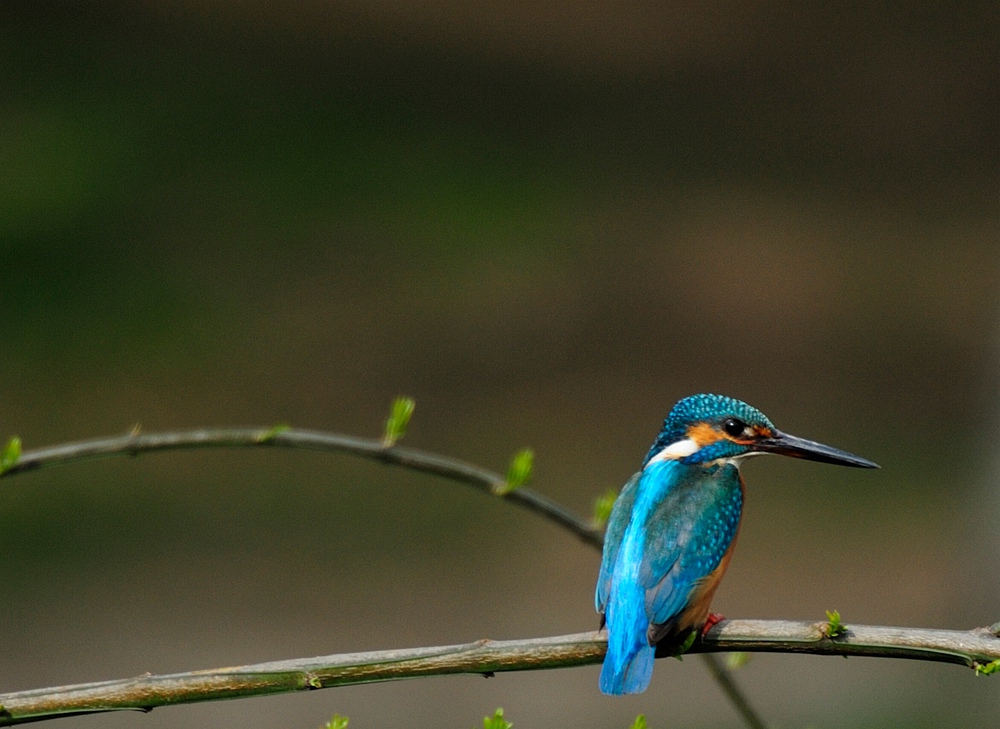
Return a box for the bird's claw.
[701,612,725,637]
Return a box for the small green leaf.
[592,487,619,528]
[482,708,512,729]
[0,436,22,475]
[824,609,848,639]
[629,715,647,729]
[323,714,349,729]
[725,652,752,670]
[670,630,698,660]
[975,658,1000,676]
[256,423,291,443]
[383,396,415,447]
[494,448,534,495]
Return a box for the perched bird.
[595,394,878,695]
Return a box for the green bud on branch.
[495,448,533,495]
[323,714,349,729]
[824,610,848,639]
[383,397,415,447]
[592,487,619,529]
[256,423,291,443]
[482,708,512,729]
[0,436,21,475]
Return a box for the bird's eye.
[722,418,747,437]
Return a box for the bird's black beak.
[754,430,879,468]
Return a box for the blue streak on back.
[598,460,682,695]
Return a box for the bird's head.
[644,393,878,469]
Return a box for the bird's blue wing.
[638,464,743,629]
[595,471,641,616]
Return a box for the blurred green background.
[2,3,999,727]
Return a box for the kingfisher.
[595,393,878,695]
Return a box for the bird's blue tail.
[600,630,654,695]
[600,585,655,695]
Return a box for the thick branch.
[0,621,997,725]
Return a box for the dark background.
[2,2,999,727]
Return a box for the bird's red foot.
[701,612,725,637]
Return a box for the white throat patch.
[647,438,699,464]
[648,440,770,468]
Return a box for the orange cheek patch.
[686,422,723,447]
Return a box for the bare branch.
[1,428,603,549]
[0,621,997,725]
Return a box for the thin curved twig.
[0,621,997,726]
[1,428,603,549]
